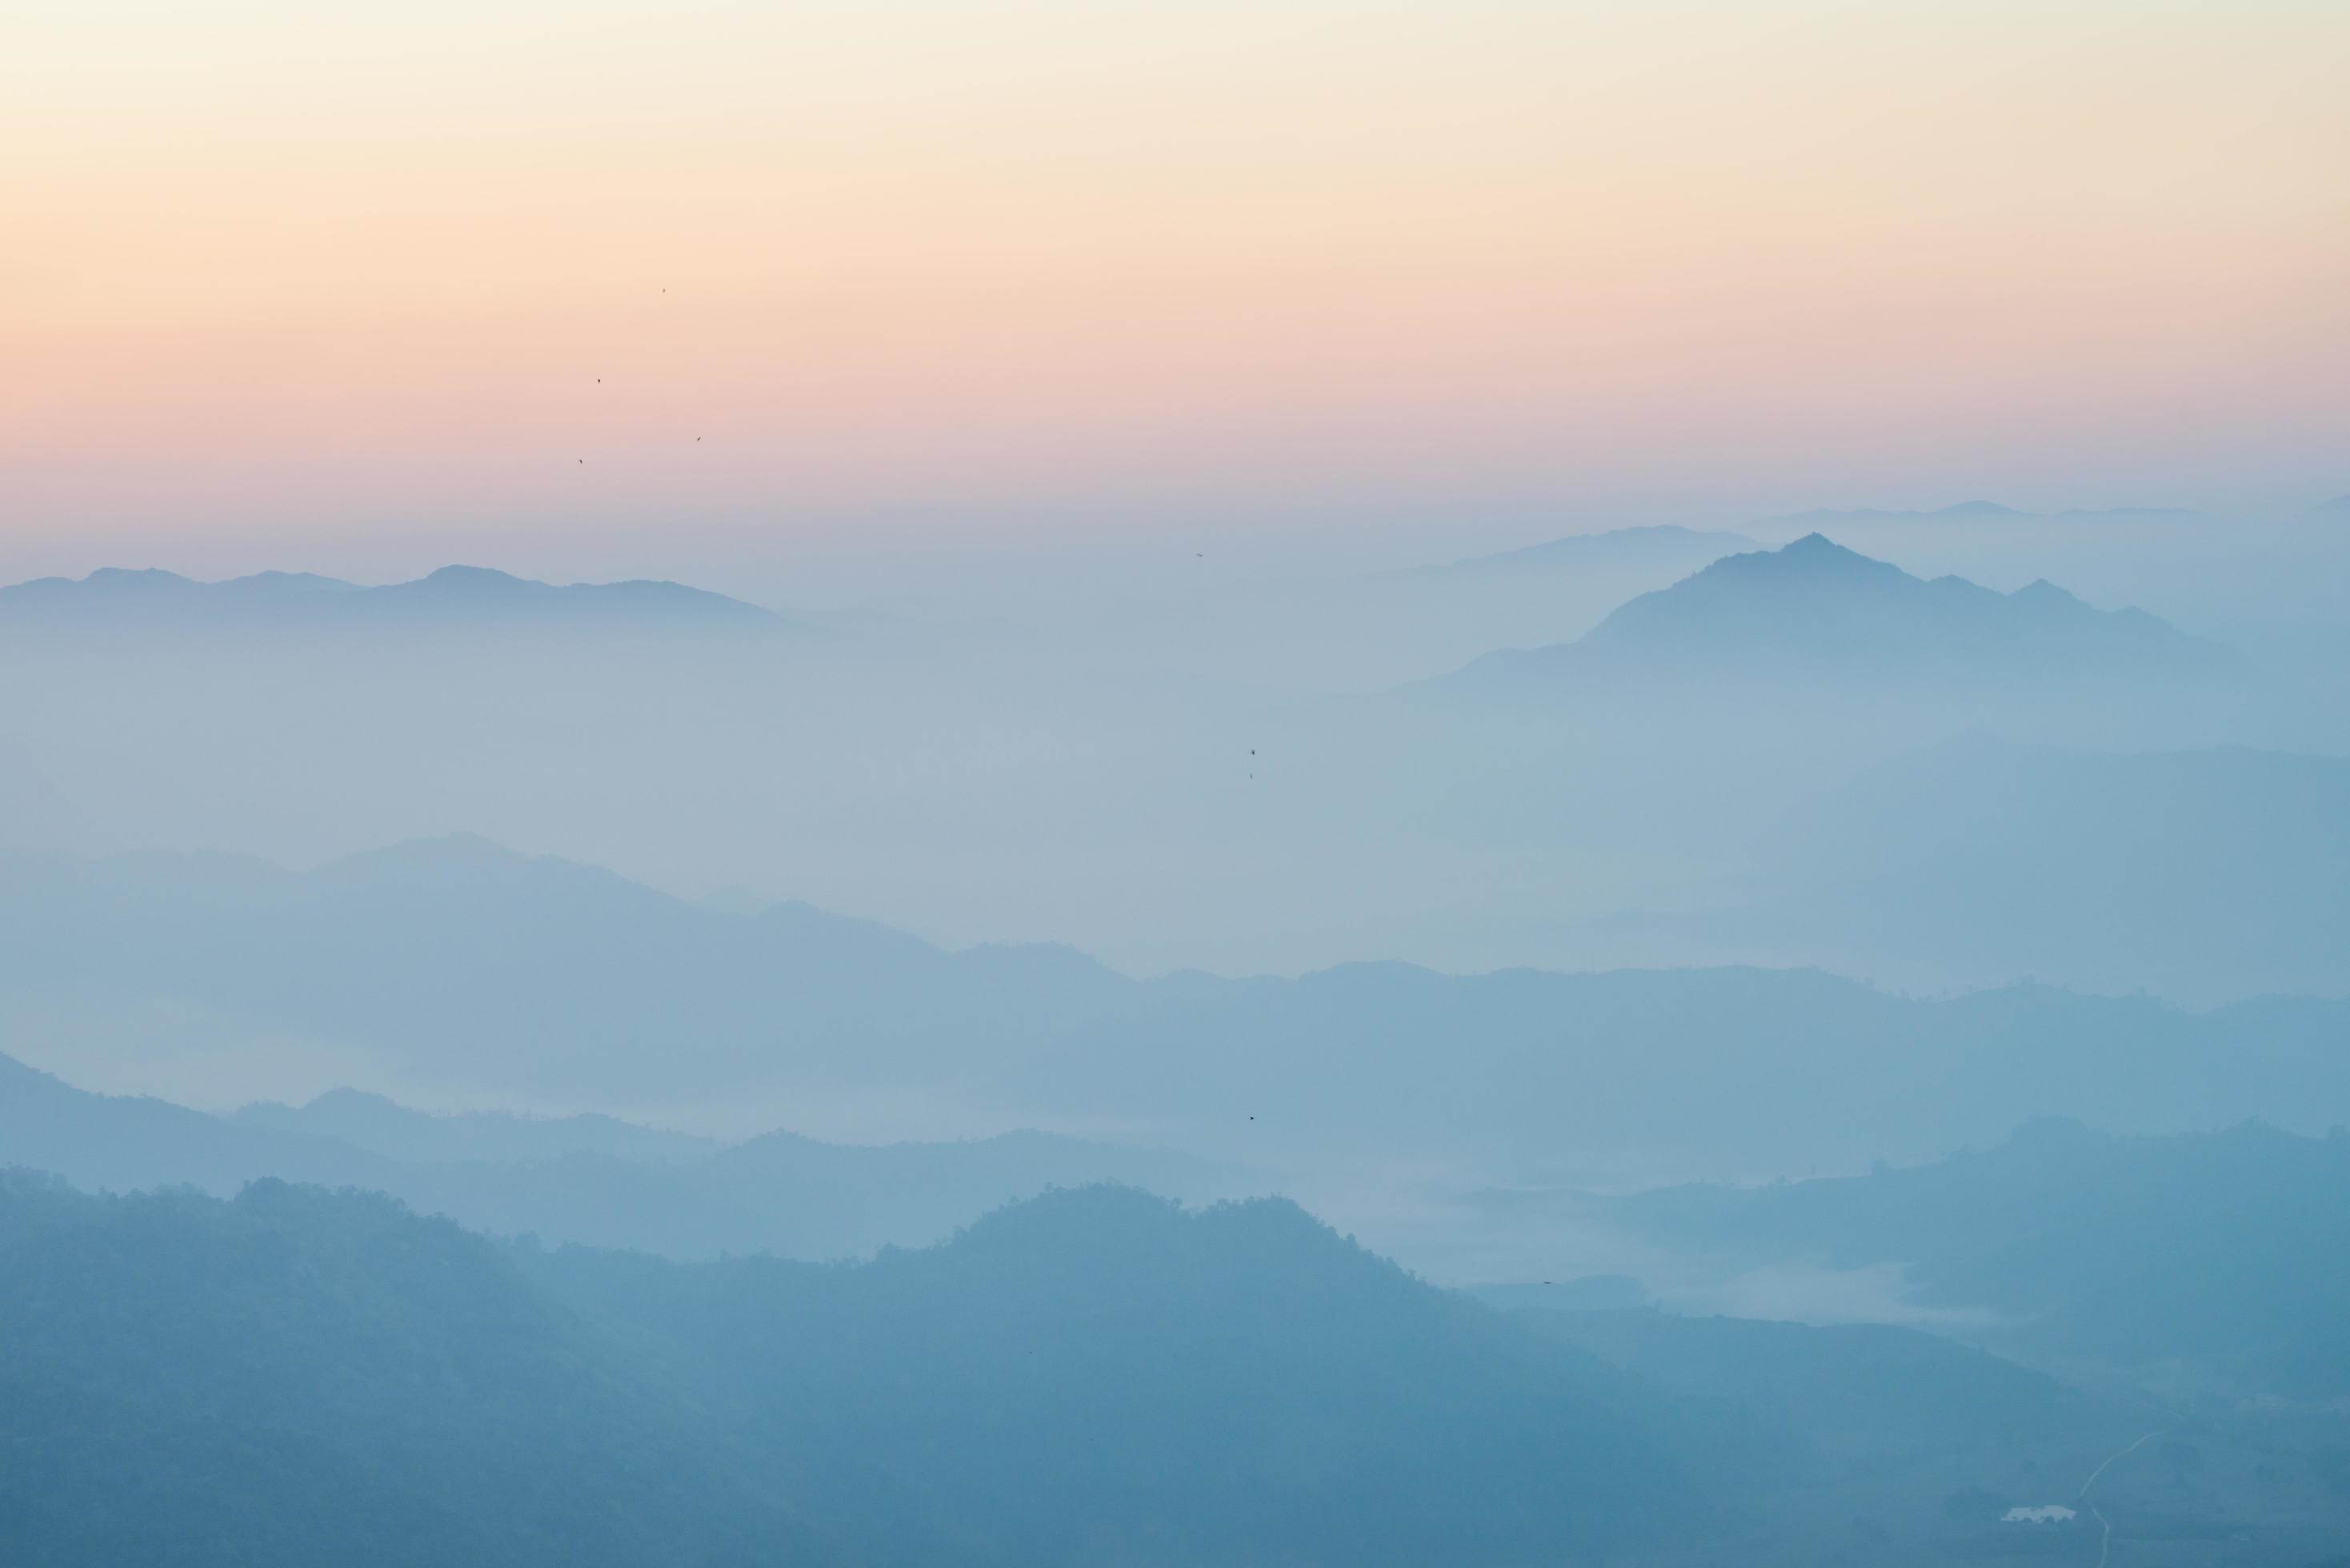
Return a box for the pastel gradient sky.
[5,0,2347,579]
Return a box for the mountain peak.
[1711,533,1903,585]
[1464,534,2219,687]
[418,564,530,589]
[2008,578,2079,606]
[1780,531,1868,561]
[83,566,195,588]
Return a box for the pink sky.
[5,0,2346,576]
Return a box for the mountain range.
[6,836,2347,1188]
[1441,533,2222,693]
[0,1049,1242,1260]
[0,564,783,633]
[0,1171,1723,1566]
[10,1139,2344,1563]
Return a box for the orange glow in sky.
[5,0,2346,563]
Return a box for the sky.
[5,0,2347,590]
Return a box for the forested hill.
[0,1172,1715,1566]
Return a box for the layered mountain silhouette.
[0,1171,1728,1566]
[0,1050,1240,1259]
[1440,534,2222,692]
[0,564,783,633]
[234,1087,717,1166]
[6,836,2348,1178]
[13,1128,2338,1564]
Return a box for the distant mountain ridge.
[0,1049,1241,1259]
[6,834,2347,1178]
[0,563,783,632]
[232,1088,718,1167]
[1445,533,2222,690]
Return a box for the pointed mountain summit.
[1439,534,2221,692]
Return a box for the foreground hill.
[0,1172,819,1566]
[0,1173,1715,1566]
[10,1166,2346,1565]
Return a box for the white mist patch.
[1663,1260,2000,1330]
